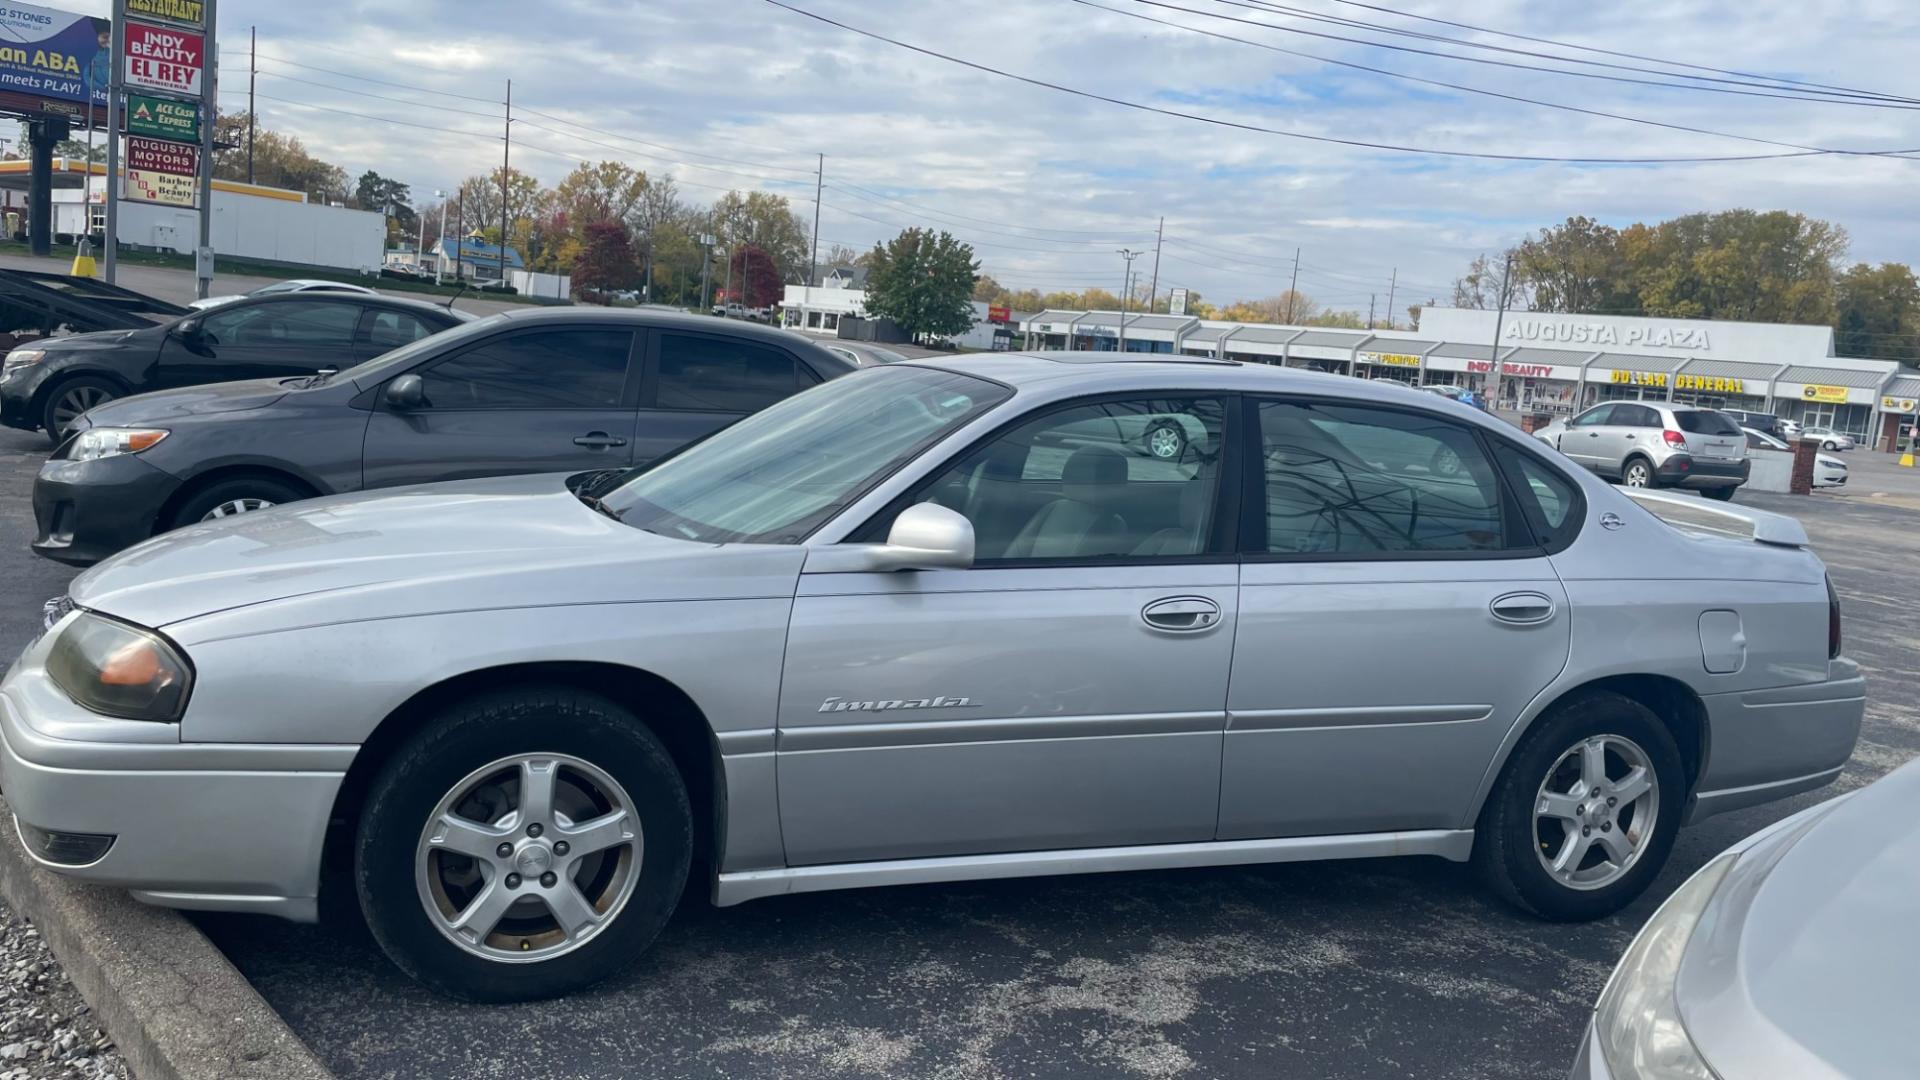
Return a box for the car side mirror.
[175,317,201,339]
[803,503,975,574]
[384,373,425,410]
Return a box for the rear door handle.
[573,432,628,449]
[1490,591,1556,625]
[1141,596,1222,633]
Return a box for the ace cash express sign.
[124,21,203,96]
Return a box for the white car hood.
[69,473,808,636]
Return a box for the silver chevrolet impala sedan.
[1,354,1864,1000]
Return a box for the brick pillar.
[1790,438,1819,495]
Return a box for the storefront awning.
[1676,358,1778,381]
[1357,338,1439,359]
[1428,342,1502,361]
[1779,365,1888,389]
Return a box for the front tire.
[167,476,309,530]
[1823,440,1837,451]
[1473,692,1684,921]
[40,376,121,445]
[355,686,691,1001]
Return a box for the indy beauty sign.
[123,21,202,96]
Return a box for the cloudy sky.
[74,0,1920,312]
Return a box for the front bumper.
[0,630,350,921]
[31,452,183,566]
[1657,454,1750,490]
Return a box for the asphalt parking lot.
[1,426,1915,1080]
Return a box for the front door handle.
[573,432,629,449]
[1490,591,1556,625]
[1141,596,1222,633]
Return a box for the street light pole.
[433,191,447,285]
[1117,247,1141,353]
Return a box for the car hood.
[1684,761,1920,1079]
[67,473,808,636]
[77,377,292,426]
[41,327,148,350]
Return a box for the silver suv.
[1536,402,1749,500]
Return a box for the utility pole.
[453,192,463,282]
[1488,251,1516,411]
[193,0,219,300]
[1285,247,1301,323]
[1367,294,1376,330]
[247,26,257,184]
[103,0,123,283]
[432,190,446,284]
[699,232,715,312]
[1117,248,1141,353]
[808,152,823,287]
[499,79,511,287]
[1147,216,1163,309]
[1384,267,1397,332]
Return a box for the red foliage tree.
[729,244,783,308]
[572,221,637,301]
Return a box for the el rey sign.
[123,21,202,95]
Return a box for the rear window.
[1676,410,1742,436]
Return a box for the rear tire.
[1823,440,1837,451]
[1621,457,1655,488]
[1473,692,1684,921]
[40,376,120,445]
[355,685,691,1001]
[166,476,309,531]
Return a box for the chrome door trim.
[713,827,1476,906]
[778,711,1220,753]
[1226,704,1491,732]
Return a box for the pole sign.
[1168,287,1189,316]
[124,134,198,206]
[123,20,202,96]
[125,0,205,28]
[125,92,198,139]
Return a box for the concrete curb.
[0,797,333,1080]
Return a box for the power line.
[227,90,503,139]
[240,53,505,105]
[758,0,1838,164]
[251,70,507,121]
[1073,0,1910,157]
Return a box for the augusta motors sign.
[123,21,203,95]
[1503,318,1710,351]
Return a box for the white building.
[1020,306,1913,448]
[781,268,1008,349]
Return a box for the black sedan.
[1,292,473,444]
[31,308,854,565]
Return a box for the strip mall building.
[1020,306,1920,450]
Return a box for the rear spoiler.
[1621,488,1809,548]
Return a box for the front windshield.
[601,366,1011,544]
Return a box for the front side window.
[201,301,362,348]
[602,367,1009,544]
[1259,399,1510,555]
[906,397,1227,561]
[654,334,798,413]
[418,329,633,409]
[1571,404,1614,428]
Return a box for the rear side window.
[420,329,634,409]
[201,300,362,347]
[1492,444,1582,550]
[1258,400,1511,555]
[363,309,439,350]
[1676,410,1742,436]
[654,334,799,413]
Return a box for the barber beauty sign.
[123,21,203,96]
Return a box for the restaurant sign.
[1364,352,1421,367]
[1882,396,1917,413]
[1800,384,1849,404]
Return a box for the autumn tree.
[554,161,648,228]
[456,166,544,249]
[708,190,811,280]
[571,221,638,299]
[863,228,980,342]
[727,244,783,308]
[210,115,348,203]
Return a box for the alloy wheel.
[1148,425,1184,460]
[201,497,275,521]
[50,385,111,433]
[1532,735,1659,891]
[1624,463,1651,487]
[1433,445,1462,477]
[415,753,642,963]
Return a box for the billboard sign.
[123,20,202,96]
[0,3,110,110]
[124,134,198,207]
[125,93,199,140]
[1168,287,1189,316]
[125,0,205,28]
[987,304,1010,324]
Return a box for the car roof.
[231,290,468,320]
[901,350,1483,403]
[488,306,854,370]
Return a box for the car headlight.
[2,348,45,376]
[1593,853,1737,1079]
[66,427,168,462]
[45,611,193,722]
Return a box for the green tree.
[1512,216,1628,313]
[353,170,416,247]
[1835,262,1920,364]
[863,228,980,342]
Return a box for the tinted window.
[364,309,439,350]
[1260,400,1508,555]
[915,397,1226,561]
[419,329,633,409]
[655,334,798,413]
[1494,444,1580,546]
[201,300,361,347]
[1676,410,1742,435]
[1626,405,1663,428]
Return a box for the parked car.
[1534,402,1749,499]
[1718,408,1801,441]
[820,341,912,368]
[1800,426,1856,451]
[1744,427,1847,487]
[1569,759,1912,1080]
[4,354,1860,1000]
[29,309,853,565]
[190,279,382,311]
[2,293,471,445]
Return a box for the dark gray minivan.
[31,309,855,564]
